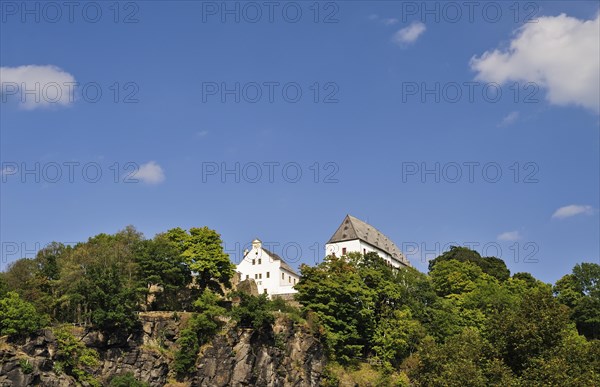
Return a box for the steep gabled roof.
[242,245,299,276]
[262,247,298,276]
[327,214,409,265]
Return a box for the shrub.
[0,292,48,337]
[109,372,150,387]
[53,326,100,386]
[230,292,274,330]
[18,358,33,374]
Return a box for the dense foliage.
[0,225,234,334]
[0,291,48,337]
[53,325,101,386]
[1,226,598,385]
[173,289,227,376]
[109,372,150,387]
[296,251,600,385]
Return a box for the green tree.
[109,373,149,387]
[192,289,227,337]
[554,263,600,339]
[512,272,538,288]
[295,255,376,363]
[135,235,191,310]
[2,258,39,300]
[372,308,425,369]
[409,328,516,387]
[429,246,510,281]
[520,330,600,386]
[173,289,227,377]
[172,327,199,376]
[0,291,48,337]
[429,259,484,297]
[166,227,235,294]
[230,292,275,330]
[0,273,7,297]
[86,264,140,332]
[54,326,100,386]
[488,286,571,374]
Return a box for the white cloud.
[196,130,209,138]
[133,161,165,185]
[552,204,594,219]
[392,22,426,46]
[498,111,520,127]
[497,231,522,241]
[0,65,76,110]
[471,13,600,113]
[368,14,379,21]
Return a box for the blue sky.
[1,1,599,284]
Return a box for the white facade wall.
[325,239,403,268]
[236,240,299,297]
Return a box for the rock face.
[194,318,324,386]
[0,329,76,387]
[0,313,325,387]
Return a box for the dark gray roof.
[327,215,410,266]
[243,246,298,276]
[262,247,298,275]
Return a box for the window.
[252,259,255,265]
[263,289,267,294]
[246,275,249,280]
[342,247,347,255]
[259,273,262,279]
[363,248,366,254]
[282,273,285,280]
[258,259,261,265]
[266,272,270,278]
[288,276,291,283]
[254,274,258,279]
[293,278,296,285]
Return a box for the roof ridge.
[260,247,298,276]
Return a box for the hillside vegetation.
[1,226,598,386]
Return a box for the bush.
[173,289,226,378]
[230,292,274,330]
[18,358,33,374]
[53,326,100,386]
[109,372,150,387]
[172,327,199,376]
[0,292,48,337]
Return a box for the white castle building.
[236,239,300,297]
[325,215,411,268]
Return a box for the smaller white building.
[236,239,300,297]
[325,215,411,268]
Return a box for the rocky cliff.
[0,312,325,386]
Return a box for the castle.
[236,215,410,297]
